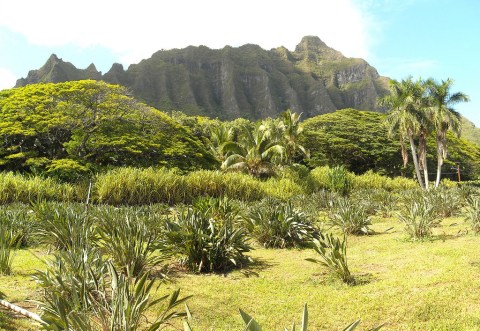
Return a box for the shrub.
[192,196,241,223]
[398,200,440,239]
[0,172,75,203]
[0,204,35,248]
[95,167,186,205]
[306,233,355,284]
[186,170,264,201]
[424,187,461,218]
[290,190,340,220]
[35,239,107,328]
[0,222,19,275]
[45,158,90,182]
[352,170,417,191]
[36,254,189,330]
[311,166,353,196]
[244,199,319,248]
[351,189,398,217]
[239,305,383,331]
[164,207,251,273]
[261,177,305,200]
[95,207,165,277]
[465,196,480,233]
[277,164,317,193]
[329,198,373,235]
[32,201,93,251]
[457,184,480,206]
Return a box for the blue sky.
[0,0,478,126]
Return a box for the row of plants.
[0,165,420,205]
[2,184,480,329]
[2,184,480,277]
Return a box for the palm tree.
[280,109,309,164]
[426,78,470,188]
[208,123,235,162]
[414,80,433,190]
[221,123,284,178]
[379,78,426,189]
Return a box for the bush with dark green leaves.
[398,200,440,239]
[243,198,320,248]
[329,198,373,235]
[163,206,251,273]
[94,206,165,277]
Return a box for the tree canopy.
[0,80,217,178]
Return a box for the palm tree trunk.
[418,135,429,190]
[408,133,425,189]
[434,140,443,188]
[434,131,446,188]
[400,136,408,169]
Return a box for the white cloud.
[0,0,374,65]
[0,68,17,90]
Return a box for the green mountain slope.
[15,36,389,120]
[461,117,480,146]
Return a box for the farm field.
[2,200,480,330]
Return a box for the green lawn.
[2,216,480,330]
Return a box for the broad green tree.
[426,78,470,188]
[0,80,217,175]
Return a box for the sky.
[0,0,478,125]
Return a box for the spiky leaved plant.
[32,201,92,251]
[239,304,383,331]
[95,207,164,277]
[244,198,319,248]
[329,198,372,235]
[0,225,19,275]
[398,200,440,239]
[164,206,251,273]
[424,187,461,218]
[465,196,480,233]
[306,233,355,285]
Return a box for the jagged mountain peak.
[15,36,389,120]
[295,35,344,61]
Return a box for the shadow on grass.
[161,256,275,281]
[353,273,375,286]
[237,256,275,278]
[429,231,466,242]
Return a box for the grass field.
[2,214,480,330]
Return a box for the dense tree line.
[0,80,478,183]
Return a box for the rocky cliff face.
[16,54,102,86]
[15,36,389,120]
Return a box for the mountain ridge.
[16,36,389,120]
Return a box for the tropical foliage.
[0,80,217,175]
[307,233,355,284]
[243,198,319,248]
[163,205,251,273]
[379,77,470,189]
